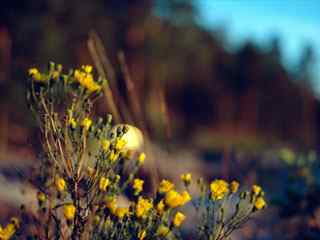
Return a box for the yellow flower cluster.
[252,185,267,210]
[210,179,230,200]
[173,212,186,227]
[74,65,101,92]
[0,218,19,240]
[136,197,153,218]
[81,117,92,131]
[132,178,144,195]
[28,68,44,82]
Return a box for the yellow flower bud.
[181,173,192,185]
[230,180,240,193]
[252,185,262,195]
[101,139,110,152]
[55,177,66,192]
[138,152,146,165]
[156,199,165,215]
[115,207,129,219]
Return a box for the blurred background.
[0,0,320,239]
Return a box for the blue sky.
[196,0,320,93]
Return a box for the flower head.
[55,177,66,192]
[115,207,129,219]
[81,117,92,131]
[28,68,44,82]
[156,199,165,215]
[230,180,240,193]
[165,190,183,208]
[101,139,110,152]
[99,177,110,192]
[180,191,191,205]
[173,212,186,227]
[136,197,153,218]
[138,152,146,165]
[158,180,174,194]
[210,179,229,200]
[132,178,144,195]
[252,185,262,195]
[63,204,76,220]
[105,197,117,214]
[254,197,266,210]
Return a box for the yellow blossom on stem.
[132,178,144,195]
[99,177,110,192]
[210,179,229,200]
[180,191,191,205]
[105,197,117,214]
[165,190,183,208]
[138,152,146,165]
[156,199,165,215]
[55,177,66,191]
[136,197,153,218]
[230,180,240,193]
[158,179,174,194]
[173,212,186,227]
[115,207,129,219]
[81,117,92,131]
[138,230,146,240]
[68,117,77,129]
[82,65,93,73]
[63,204,76,220]
[181,173,192,185]
[252,185,262,195]
[108,150,118,162]
[254,197,266,210]
[115,138,126,151]
[28,68,43,82]
[0,218,19,240]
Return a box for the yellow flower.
[74,68,101,92]
[165,190,183,208]
[252,185,262,195]
[108,150,118,162]
[156,199,165,215]
[181,173,192,185]
[132,178,144,195]
[230,180,240,193]
[115,207,129,219]
[28,68,43,82]
[210,179,229,200]
[55,177,66,191]
[63,204,76,220]
[101,139,110,152]
[0,218,19,240]
[254,197,266,210]
[81,117,92,131]
[138,230,146,240]
[82,65,93,73]
[105,197,117,214]
[136,197,153,218]
[99,177,110,192]
[158,180,174,194]
[115,138,126,151]
[138,152,146,165]
[180,191,191,205]
[173,212,186,227]
[156,225,170,237]
[68,117,77,129]
[37,192,46,202]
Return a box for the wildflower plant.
[5,63,266,239]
